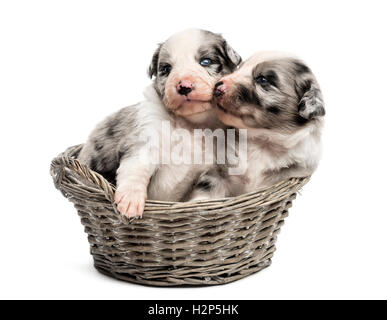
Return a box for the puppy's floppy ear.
[218,38,242,70]
[148,43,162,78]
[294,61,325,119]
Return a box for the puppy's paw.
[114,187,146,218]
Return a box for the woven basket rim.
[50,144,310,222]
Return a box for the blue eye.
[255,75,268,85]
[200,58,213,67]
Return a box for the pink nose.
[214,81,226,97]
[177,80,194,96]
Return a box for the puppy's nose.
[214,81,226,97]
[177,80,194,96]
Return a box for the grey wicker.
[50,144,310,287]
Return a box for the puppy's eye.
[200,58,213,67]
[159,64,172,76]
[255,75,268,85]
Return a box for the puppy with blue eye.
[78,29,241,217]
[188,51,325,200]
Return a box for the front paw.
[114,187,146,218]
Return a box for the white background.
[1,0,386,300]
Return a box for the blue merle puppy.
[187,51,325,200]
[78,29,241,217]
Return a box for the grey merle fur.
[188,56,325,199]
[230,58,325,131]
[78,29,241,195]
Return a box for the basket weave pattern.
[50,145,309,286]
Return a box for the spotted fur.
[188,52,325,200]
[78,29,241,217]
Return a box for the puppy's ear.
[222,40,242,70]
[148,43,162,78]
[294,61,325,119]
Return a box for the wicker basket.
[50,144,310,287]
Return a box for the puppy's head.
[148,29,241,122]
[214,52,325,133]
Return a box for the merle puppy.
[188,51,325,200]
[78,29,241,217]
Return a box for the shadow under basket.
[50,144,310,287]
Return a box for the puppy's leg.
[115,154,156,218]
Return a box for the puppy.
[188,52,325,200]
[78,29,241,217]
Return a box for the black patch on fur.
[264,70,279,88]
[214,45,226,60]
[148,43,162,78]
[100,155,111,170]
[207,43,231,71]
[309,107,326,118]
[295,79,312,101]
[107,126,115,137]
[298,100,306,112]
[237,84,261,106]
[197,37,241,75]
[89,157,117,185]
[118,151,125,162]
[106,117,121,137]
[196,180,212,191]
[216,42,237,71]
[197,45,225,74]
[267,106,280,114]
[293,61,311,74]
[85,167,117,185]
[99,169,117,185]
[118,145,129,162]
[221,40,242,69]
[89,157,98,171]
[302,80,312,93]
[94,141,104,152]
[294,114,309,126]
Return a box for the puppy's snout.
[177,80,194,96]
[214,81,226,97]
